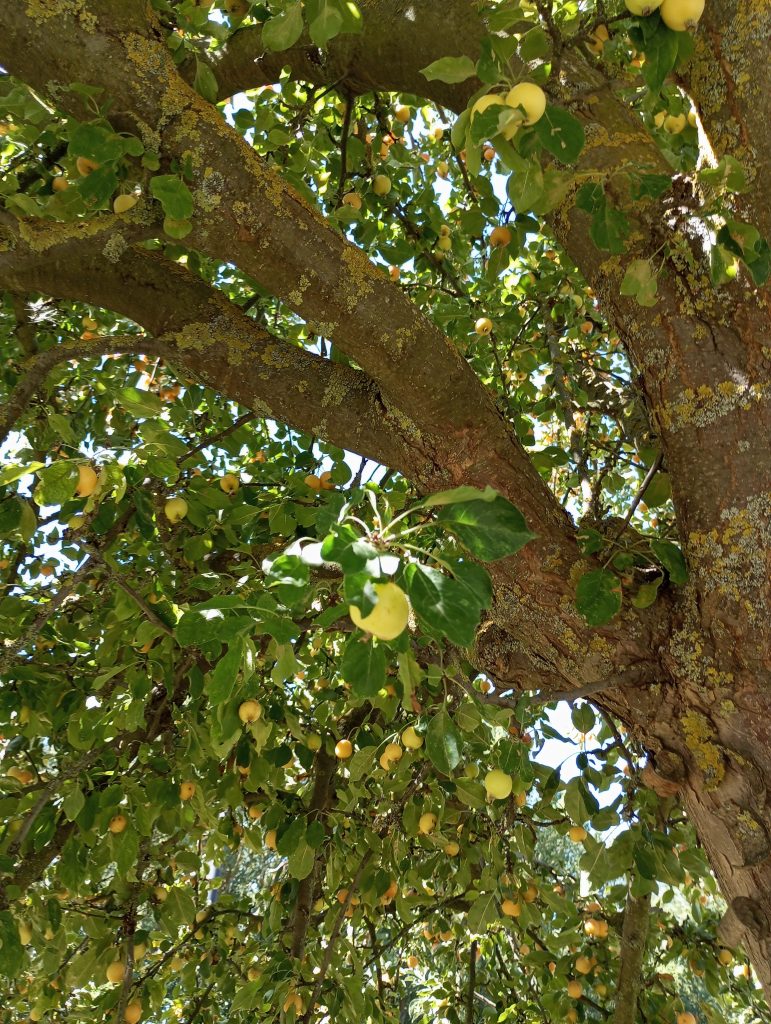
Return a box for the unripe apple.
[248,804,263,820]
[179,781,196,801]
[382,742,403,766]
[436,161,449,178]
[505,83,547,126]
[164,496,188,523]
[154,886,168,902]
[394,104,411,123]
[18,922,33,945]
[349,582,409,641]
[470,94,506,119]
[372,174,392,196]
[444,841,460,856]
[75,464,98,497]
[401,726,423,749]
[475,317,493,335]
[418,812,437,834]
[306,733,322,751]
[718,948,733,966]
[659,0,704,29]
[220,473,239,494]
[238,699,262,724]
[335,739,353,759]
[52,175,69,192]
[342,192,362,210]
[114,194,139,214]
[108,814,128,834]
[437,235,452,251]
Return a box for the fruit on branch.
[349,582,409,641]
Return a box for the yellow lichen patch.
[687,494,771,613]
[681,710,725,788]
[340,246,377,313]
[321,367,351,409]
[25,0,96,30]
[103,234,128,263]
[174,322,215,353]
[658,379,768,431]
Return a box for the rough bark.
[2,0,771,997]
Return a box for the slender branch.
[605,452,665,554]
[83,545,175,637]
[176,411,259,466]
[612,887,651,1024]
[301,850,374,1021]
[466,939,478,1024]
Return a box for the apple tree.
[0,0,770,1021]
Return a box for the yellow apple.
[106,960,125,984]
[401,726,423,749]
[501,898,521,917]
[567,980,583,999]
[568,825,588,843]
[220,473,239,494]
[349,582,409,641]
[238,699,262,724]
[52,175,69,192]
[179,781,196,801]
[334,739,353,759]
[114,194,139,214]
[475,317,493,335]
[624,0,663,12]
[659,0,704,29]
[444,841,460,856]
[489,226,512,248]
[124,1001,142,1024]
[505,83,547,126]
[108,814,128,834]
[265,829,277,851]
[306,733,322,751]
[394,104,411,123]
[18,922,33,945]
[418,812,437,835]
[164,496,188,523]
[485,769,513,800]
[342,192,362,210]
[75,464,98,498]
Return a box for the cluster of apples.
[164,473,240,523]
[626,0,704,30]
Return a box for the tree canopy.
[1,1,770,1023]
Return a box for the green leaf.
[590,198,629,254]
[340,639,386,697]
[163,216,193,239]
[421,56,477,84]
[262,2,304,51]
[423,485,499,507]
[436,496,534,561]
[519,27,550,61]
[68,122,125,163]
[193,58,219,103]
[276,817,305,855]
[642,22,680,93]
[631,576,663,609]
[62,786,85,822]
[0,462,44,487]
[643,471,671,508]
[231,981,262,1012]
[650,539,687,584]
[0,910,24,978]
[571,704,595,734]
[207,640,244,704]
[115,386,163,419]
[620,259,659,307]
[309,1,344,45]
[425,709,462,776]
[287,839,315,879]
[466,891,498,933]
[575,569,622,626]
[404,563,482,647]
[534,106,585,164]
[505,153,544,212]
[35,461,79,507]
[699,156,747,194]
[150,175,194,220]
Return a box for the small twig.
[334,91,354,207]
[83,545,174,637]
[605,452,664,557]
[176,411,258,465]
